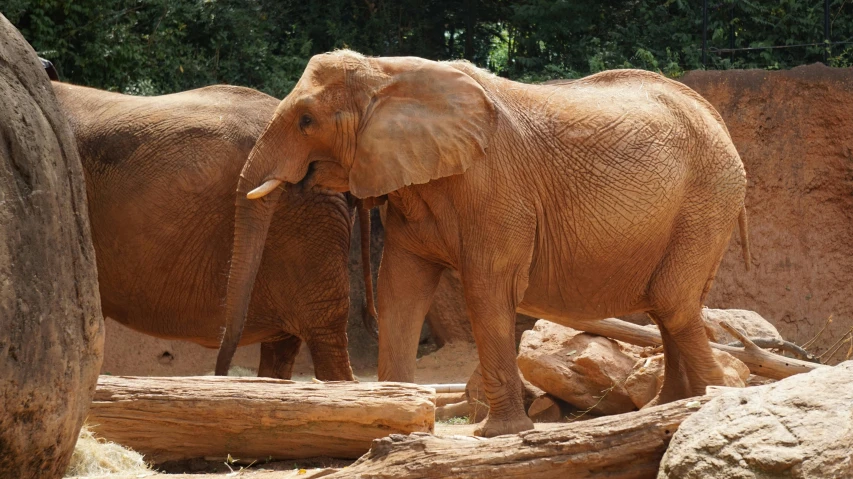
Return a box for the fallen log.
[435,401,471,421]
[568,317,825,380]
[325,396,713,479]
[87,376,435,463]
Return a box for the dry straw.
[64,425,151,478]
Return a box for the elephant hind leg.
[645,228,730,405]
[258,335,303,379]
[647,308,722,405]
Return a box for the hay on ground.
[64,425,151,478]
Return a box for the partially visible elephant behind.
[220,50,752,437]
[52,82,355,380]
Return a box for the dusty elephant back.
[0,14,104,478]
[440,66,748,321]
[52,83,351,347]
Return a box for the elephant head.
[237,50,495,199]
[214,51,496,375]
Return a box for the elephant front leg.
[377,244,444,383]
[464,276,534,437]
[258,335,302,379]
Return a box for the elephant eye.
[299,114,313,129]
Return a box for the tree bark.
[326,396,713,479]
[87,376,435,463]
[568,317,824,380]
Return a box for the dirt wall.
[682,64,853,362]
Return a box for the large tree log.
[87,376,435,463]
[326,396,713,479]
[568,317,824,380]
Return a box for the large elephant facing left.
[52,82,355,380]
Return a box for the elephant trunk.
[215,166,284,376]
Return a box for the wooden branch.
[567,317,825,380]
[87,376,435,463]
[325,396,713,479]
[435,401,471,421]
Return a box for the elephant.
[220,50,751,437]
[52,81,359,381]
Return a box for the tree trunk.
[87,376,435,463]
[464,0,474,60]
[0,14,104,478]
[325,396,713,479]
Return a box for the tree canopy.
[5,0,853,97]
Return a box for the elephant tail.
[358,201,380,339]
[738,206,751,271]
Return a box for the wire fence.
[701,0,853,67]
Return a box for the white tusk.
[246,178,283,199]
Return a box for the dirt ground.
[100,319,480,383]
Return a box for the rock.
[625,349,750,408]
[527,395,564,423]
[659,361,853,479]
[0,14,104,478]
[517,320,639,415]
[624,355,664,409]
[702,308,783,345]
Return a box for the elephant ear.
[350,59,495,198]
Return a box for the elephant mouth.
[293,161,318,192]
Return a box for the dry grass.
[64,425,152,478]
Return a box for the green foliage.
[6,0,852,96]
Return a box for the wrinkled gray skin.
[53,82,354,380]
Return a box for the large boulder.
[701,308,783,345]
[517,320,642,415]
[659,361,853,478]
[0,14,104,479]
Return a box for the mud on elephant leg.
[376,244,444,383]
[258,335,302,379]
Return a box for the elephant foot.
[474,415,534,438]
[642,381,695,409]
